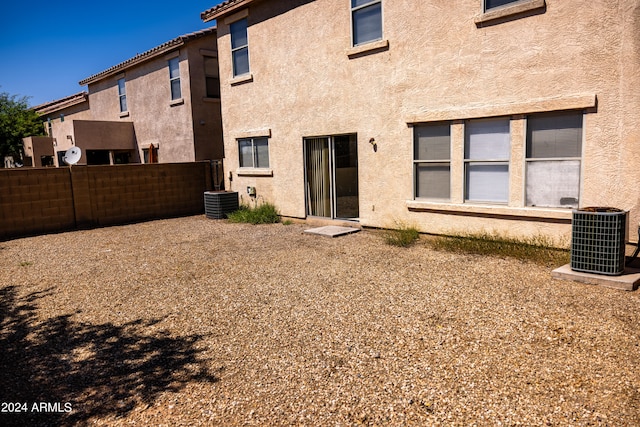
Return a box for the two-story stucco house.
[201,0,640,245]
[27,27,223,167]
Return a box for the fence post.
[68,166,94,229]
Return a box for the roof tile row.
[78,26,217,86]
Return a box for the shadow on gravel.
[0,285,217,426]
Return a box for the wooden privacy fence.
[0,161,221,240]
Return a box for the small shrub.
[427,231,570,266]
[227,202,280,224]
[383,223,420,247]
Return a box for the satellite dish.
[63,147,82,165]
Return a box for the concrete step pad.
[552,264,640,291]
[304,226,360,238]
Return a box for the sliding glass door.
[305,137,332,217]
[304,135,359,220]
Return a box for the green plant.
[383,222,420,247]
[0,91,44,162]
[19,261,32,267]
[427,231,570,266]
[227,202,280,224]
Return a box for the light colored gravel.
[1,215,639,426]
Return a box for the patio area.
[1,216,639,426]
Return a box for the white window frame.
[230,18,250,77]
[464,118,511,204]
[238,137,269,169]
[413,123,451,201]
[168,58,181,101]
[351,0,383,47]
[117,78,127,113]
[525,111,583,208]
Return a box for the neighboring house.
[28,27,223,166]
[201,0,640,244]
[24,92,90,167]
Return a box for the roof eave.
[79,26,217,86]
[33,92,89,115]
[78,42,181,86]
[201,0,256,22]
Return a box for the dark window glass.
[485,0,521,10]
[352,2,382,46]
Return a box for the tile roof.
[201,0,256,22]
[79,26,217,86]
[32,91,88,115]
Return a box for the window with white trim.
[525,112,582,208]
[413,123,451,200]
[168,58,181,100]
[117,78,127,112]
[230,18,250,77]
[464,118,510,203]
[238,137,269,168]
[484,0,521,11]
[351,0,382,46]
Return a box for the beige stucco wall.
[87,51,196,163]
[85,31,223,163]
[213,0,640,245]
[41,101,91,166]
[22,136,55,167]
[185,37,225,161]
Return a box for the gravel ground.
[1,215,639,426]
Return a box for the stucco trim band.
[475,0,546,26]
[406,200,573,222]
[236,128,271,139]
[223,8,249,25]
[236,168,273,177]
[200,49,218,57]
[231,74,254,86]
[406,93,596,124]
[347,39,390,58]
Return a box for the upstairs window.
[484,0,521,11]
[525,112,582,208]
[117,78,127,112]
[230,19,250,77]
[204,56,221,98]
[414,123,451,200]
[464,118,510,203]
[238,137,269,169]
[351,0,382,46]
[168,58,181,100]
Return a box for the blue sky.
[0,1,223,107]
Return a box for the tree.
[0,91,44,165]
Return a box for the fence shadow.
[0,286,217,426]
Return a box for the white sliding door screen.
[304,135,359,219]
[305,137,331,217]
